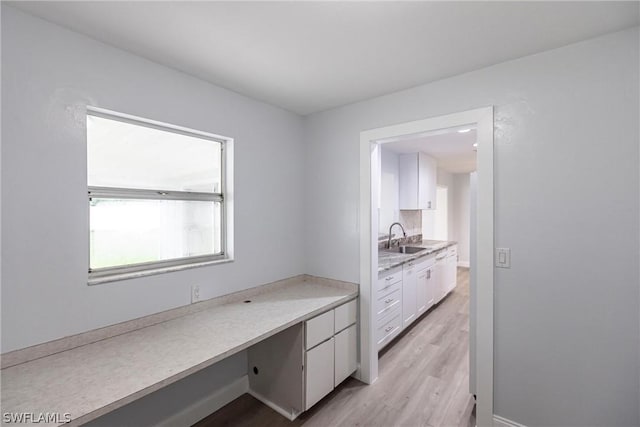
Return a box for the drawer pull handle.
[385,298,393,303]
[385,276,393,281]
[385,326,393,332]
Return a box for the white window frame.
[86,107,234,285]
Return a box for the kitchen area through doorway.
[374,124,478,425]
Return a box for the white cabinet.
[303,299,358,411]
[305,310,334,350]
[377,268,403,351]
[249,299,358,418]
[377,310,402,350]
[305,337,335,410]
[445,245,458,294]
[402,261,417,328]
[334,299,357,333]
[416,269,428,316]
[417,263,436,316]
[434,250,448,303]
[399,152,437,210]
[334,324,357,387]
[416,256,436,316]
[425,266,435,310]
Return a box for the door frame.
[357,106,494,426]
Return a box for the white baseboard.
[493,415,527,427]
[156,375,248,427]
[458,261,470,268]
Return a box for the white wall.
[304,27,639,426]
[1,6,305,352]
[452,173,471,266]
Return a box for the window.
[87,108,232,283]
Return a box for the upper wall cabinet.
[399,152,437,210]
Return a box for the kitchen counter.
[378,240,457,274]
[1,277,358,426]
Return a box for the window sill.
[88,258,234,286]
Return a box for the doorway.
[358,107,494,426]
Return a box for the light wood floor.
[194,268,474,427]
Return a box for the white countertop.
[1,278,358,426]
[378,239,456,274]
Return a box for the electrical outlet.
[191,285,201,303]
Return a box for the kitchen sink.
[384,246,425,254]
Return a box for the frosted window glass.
[87,115,222,193]
[89,199,222,269]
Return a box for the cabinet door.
[447,255,457,293]
[399,153,437,210]
[305,337,334,410]
[334,324,357,387]
[434,256,447,303]
[402,263,417,328]
[399,154,419,209]
[419,152,437,210]
[426,154,437,210]
[416,269,428,316]
[425,266,435,310]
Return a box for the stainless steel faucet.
[387,222,407,249]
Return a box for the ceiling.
[9,1,639,115]
[382,127,477,174]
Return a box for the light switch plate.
[495,248,511,268]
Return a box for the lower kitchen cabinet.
[434,250,448,303]
[376,310,402,350]
[334,324,357,387]
[305,337,335,410]
[445,245,458,294]
[377,267,403,350]
[248,298,358,419]
[402,261,417,328]
[416,262,435,316]
[378,245,457,354]
[415,255,436,316]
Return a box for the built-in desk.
[1,276,358,426]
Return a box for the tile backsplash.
[399,210,422,237]
[378,209,423,248]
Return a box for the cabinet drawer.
[305,310,334,350]
[415,254,436,271]
[334,299,357,333]
[376,288,401,320]
[377,267,402,291]
[334,324,357,387]
[376,302,401,329]
[305,337,335,410]
[377,277,401,300]
[377,312,402,350]
[448,245,457,256]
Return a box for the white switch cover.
[191,285,201,303]
[496,248,511,268]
